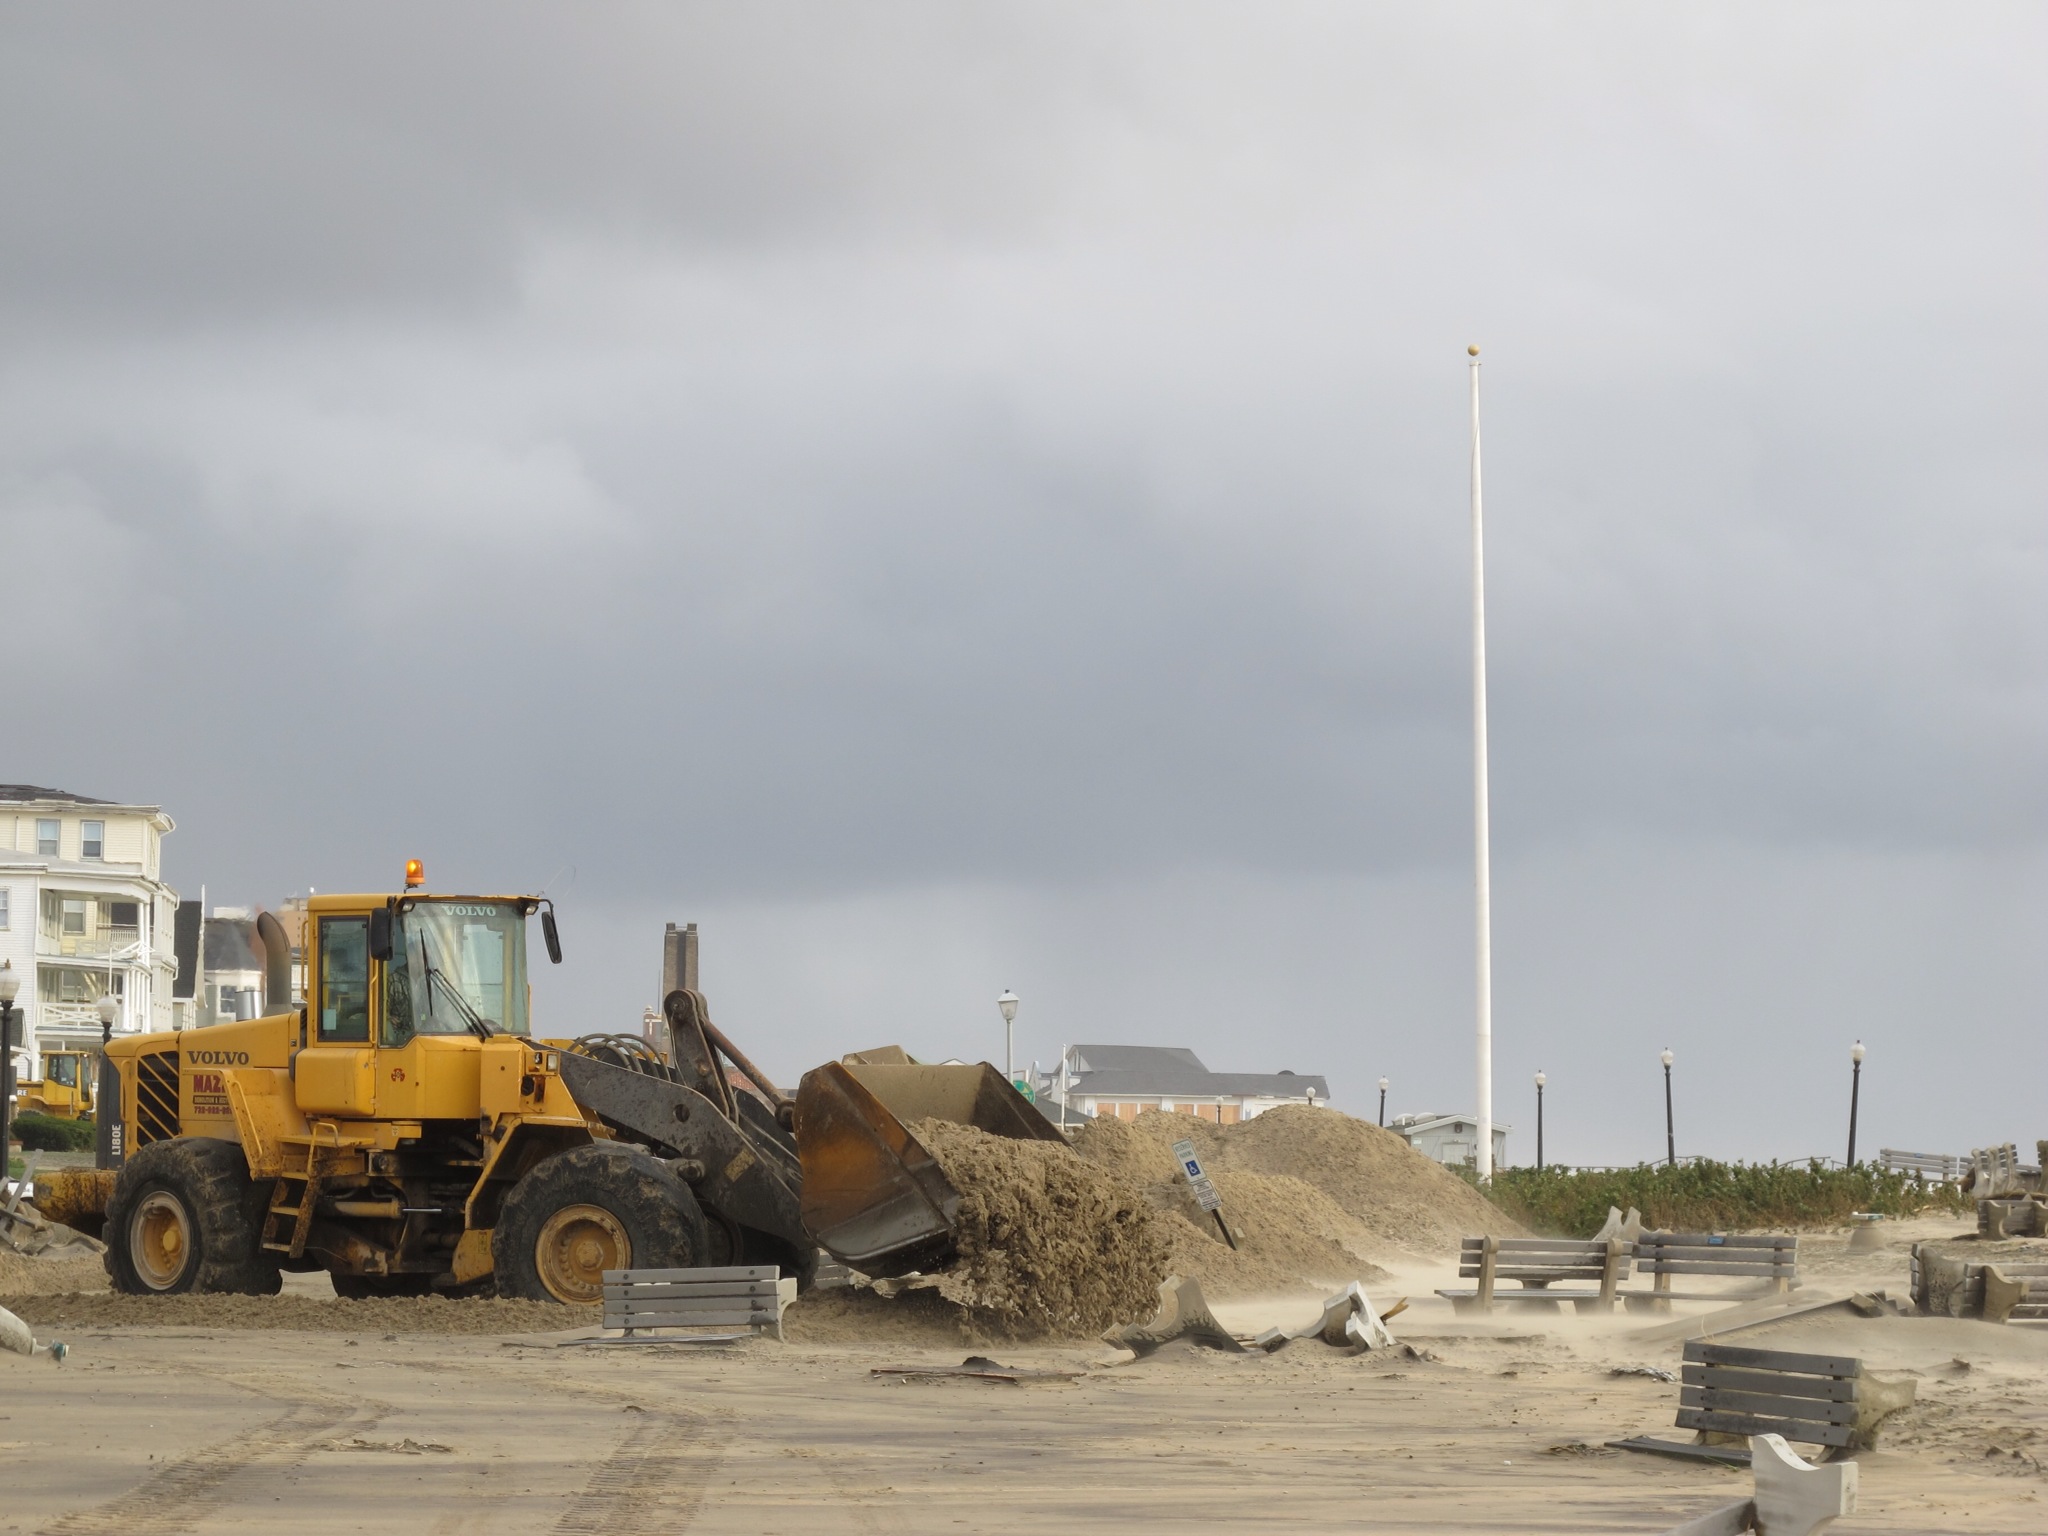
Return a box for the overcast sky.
[6,5,2042,1165]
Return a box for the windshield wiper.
[412,930,495,1040]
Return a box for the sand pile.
[1,1290,583,1334]
[911,1119,1167,1339]
[1072,1106,1517,1275]
[0,1247,110,1297]
[782,1285,972,1347]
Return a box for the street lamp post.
[97,993,119,1047]
[1847,1040,1865,1167]
[1534,1070,1546,1171]
[1661,1047,1676,1168]
[1378,1077,1389,1128]
[0,962,21,1174]
[996,990,1019,1087]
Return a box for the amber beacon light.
[404,858,426,889]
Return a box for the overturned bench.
[1623,1232,1798,1312]
[1613,1341,1913,1466]
[1438,1235,1632,1314]
[602,1265,795,1342]
[1912,1242,2048,1323]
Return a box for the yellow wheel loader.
[88,879,1062,1304]
[19,1049,95,1119]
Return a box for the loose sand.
[910,1119,1166,1339]
[1069,1106,1517,1299]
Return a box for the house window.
[62,899,88,936]
[36,819,59,856]
[0,887,9,930]
[81,821,104,860]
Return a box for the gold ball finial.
[1467,344,1480,356]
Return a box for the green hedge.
[10,1112,97,1152]
[1482,1159,1970,1236]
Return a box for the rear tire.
[492,1143,709,1305]
[104,1137,281,1296]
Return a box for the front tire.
[491,1143,709,1304]
[104,1137,280,1296]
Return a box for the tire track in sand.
[36,1394,376,1536]
[549,1406,726,1536]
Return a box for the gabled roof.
[1062,1043,1329,1101]
[1069,1044,1208,1073]
[0,785,114,806]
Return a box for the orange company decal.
[389,1067,407,1082]
[189,1069,232,1118]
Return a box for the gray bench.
[1623,1232,1797,1311]
[1437,1235,1632,1314]
[602,1265,795,1341]
[1614,1341,1901,1466]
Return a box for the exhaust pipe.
[256,911,293,1014]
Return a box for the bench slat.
[602,1282,777,1300]
[1682,1364,1858,1402]
[1676,1408,1854,1449]
[607,1300,778,1318]
[602,1266,778,1283]
[1685,1341,1860,1378]
[1436,1287,1608,1302]
[1639,1234,1797,1251]
[1461,1237,1611,1252]
[1640,1259,1798,1277]
[1679,1386,1857,1426]
[612,1311,777,1329]
[1459,1266,1610,1280]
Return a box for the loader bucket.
[794,1058,1064,1277]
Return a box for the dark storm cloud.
[4,4,2043,1158]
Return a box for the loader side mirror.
[368,908,392,962]
[540,908,563,965]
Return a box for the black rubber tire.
[104,1137,281,1296]
[332,1274,436,1299]
[491,1143,710,1305]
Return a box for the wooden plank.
[1682,1363,1857,1402]
[606,1302,774,1327]
[1686,1340,1860,1378]
[1641,1260,1799,1277]
[1641,1249,1798,1267]
[1679,1386,1857,1426]
[603,1266,777,1283]
[1639,1233,1797,1250]
[610,1309,778,1329]
[602,1282,777,1301]
[1676,1408,1854,1449]
[1435,1288,1606,1302]
[1459,1266,1607,1280]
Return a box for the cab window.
[51,1055,77,1087]
[318,916,371,1042]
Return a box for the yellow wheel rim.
[131,1190,193,1291]
[534,1203,629,1305]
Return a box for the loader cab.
[298,891,548,1119]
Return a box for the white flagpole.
[1469,344,1494,1181]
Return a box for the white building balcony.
[37,927,145,962]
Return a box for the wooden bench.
[1437,1235,1631,1314]
[1622,1232,1798,1311]
[1613,1342,1889,1466]
[602,1265,795,1341]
